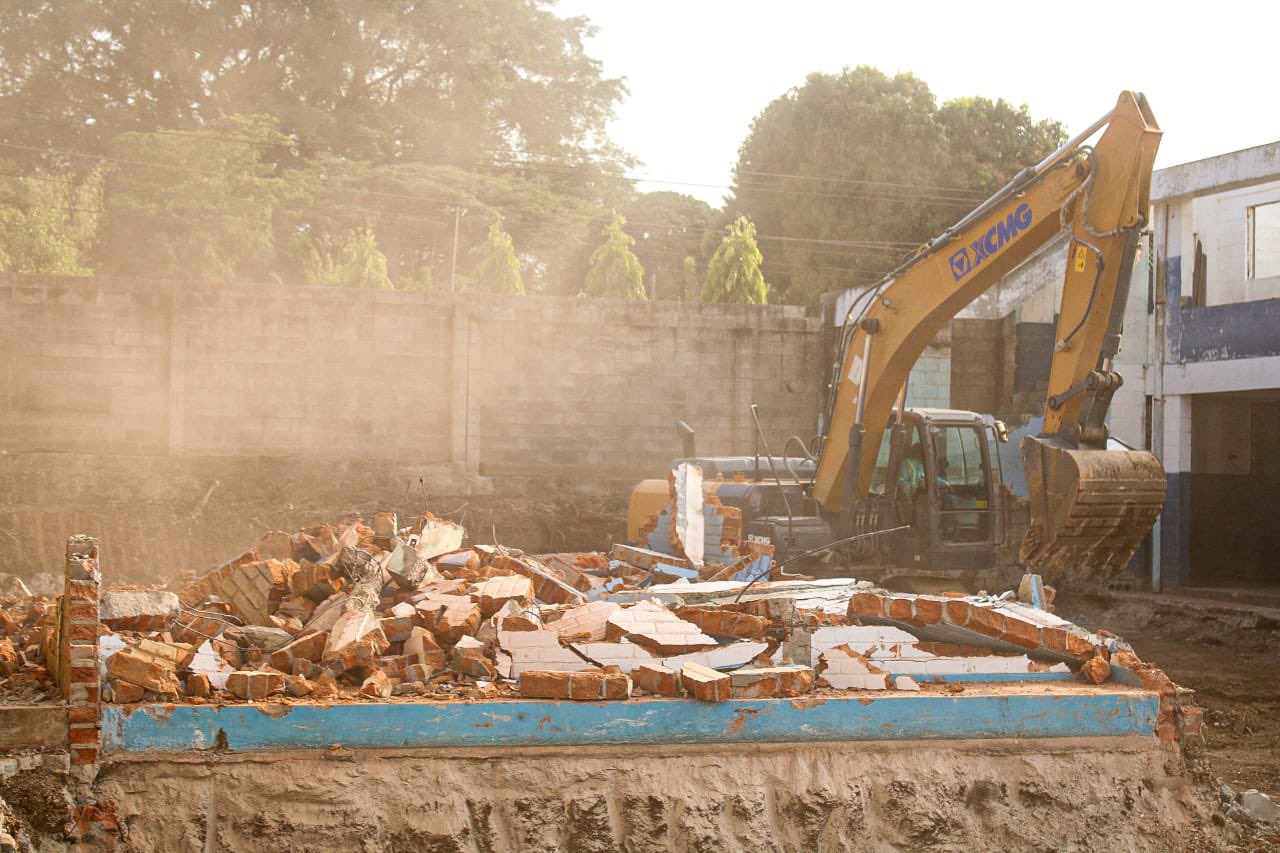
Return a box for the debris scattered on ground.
[0,574,57,706]
[0,475,1197,714]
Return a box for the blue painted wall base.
[102,689,1158,754]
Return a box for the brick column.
[62,535,101,769]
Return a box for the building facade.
[1127,142,1280,590]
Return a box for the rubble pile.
[0,575,57,705]
[0,502,1145,709]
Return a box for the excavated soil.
[94,738,1231,852]
[1059,592,1280,800]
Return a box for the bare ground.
[1058,591,1280,800]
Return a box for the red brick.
[67,602,98,623]
[360,670,392,699]
[672,607,769,640]
[68,726,100,746]
[66,622,98,643]
[1001,618,1042,649]
[631,664,682,697]
[1041,627,1070,655]
[849,592,885,619]
[910,597,944,626]
[1079,656,1111,684]
[519,670,572,699]
[66,580,100,601]
[186,673,211,698]
[108,651,180,695]
[966,605,1005,638]
[887,597,913,622]
[1178,705,1204,739]
[1065,633,1095,659]
[567,671,631,701]
[69,664,98,684]
[519,670,631,700]
[109,680,144,703]
[269,631,326,672]
[944,600,971,626]
[68,705,98,725]
[70,747,98,766]
[680,662,730,702]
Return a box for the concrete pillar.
[1158,395,1193,587]
[449,303,479,479]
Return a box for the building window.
[1191,236,1208,307]
[1247,200,1280,279]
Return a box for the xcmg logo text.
[948,203,1033,281]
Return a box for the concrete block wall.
[0,275,823,480]
[949,319,1002,415]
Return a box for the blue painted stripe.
[102,690,1158,754]
[885,671,1072,683]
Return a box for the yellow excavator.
[629,91,1166,589]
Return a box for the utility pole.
[448,206,468,292]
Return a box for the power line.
[0,140,930,253]
[3,109,994,207]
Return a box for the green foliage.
[730,66,1065,306]
[703,215,767,304]
[622,192,714,300]
[585,213,646,299]
[470,219,525,295]
[305,228,393,290]
[937,97,1065,193]
[0,165,102,274]
[682,255,701,300]
[0,0,626,189]
[95,115,291,281]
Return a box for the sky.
[555,0,1279,206]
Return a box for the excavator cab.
[872,410,1006,582]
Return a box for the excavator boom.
[811,92,1164,585]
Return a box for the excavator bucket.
[1019,437,1166,585]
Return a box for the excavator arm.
[811,91,1164,583]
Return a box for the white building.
[1119,142,1280,590]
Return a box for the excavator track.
[1020,439,1166,585]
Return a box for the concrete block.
[498,630,591,678]
[99,590,179,632]
[569,640,657,673]
[551,601,620,641]
[605,600,718,656]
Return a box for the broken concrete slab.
[100,590,180,632]
[568,639,657,673]
[605,600,718,656]
[497,630,591,678]
[550,601,620,641]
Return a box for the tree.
[622,191,714,300]
[585,213,645,299]
[303,227,392,290]
[0,0,627,193]
[729,67,1065,306]
[470,218,525,294]
[0,165,102,274]
[703,215,767,304]
[937,97,1065,194]
[94,115,292,281]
